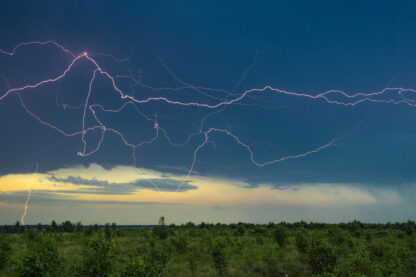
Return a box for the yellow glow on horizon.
[0,163,399,209]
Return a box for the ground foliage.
[1,219,416,276]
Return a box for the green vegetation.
[1,218,416,276]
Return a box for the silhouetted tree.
[104,223,111,238]
[60,220,74,233]
[51,220,58,232]
[14,221,22,233]
[111,222,117,231]
[76,221,83,232]
[153,216,168,240]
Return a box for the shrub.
[379,249,400,276]
[262,249,285,276]
[368,241,389,259]
[327,226,346,245]
[170,234,188,254]
[72,235,116,277]
[104,223,112,239]
[123,249,169,277]
[186,246,198,274]
[211,242,227,276]
[83,225,93,236]
[235,225,245,236]
[14,221,24,233]
[274,225,288,247]
[0,236,11,269]
[148,249,169,276]
[334,248,375,276]
[60,220,74,233]
[15,236,61,277]
[123,256,149,277]
[295,231,309,254]
[26,229,40,242]
[307,239,337,274]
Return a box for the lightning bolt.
[1,40,413,198]
[21,163,39,226]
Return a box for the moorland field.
[1,217,416,276]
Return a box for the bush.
[334,248,375,276]
[368,241,389,259]
[104,223,112,239]
[186,246,198,274]
[72,235,116,277]
[26,229,40,242]
[378,249,400,276]
[211,242,227,276]
[262,249,286,276]
[274,225,288,247]
[235,225,245,236]
[295,231,309,254]
[0,236,11,269]
[307,239,337,274]
[170,234,188,254]
[123,249,169,277]
[327,226,347,246]
[123,257,148,277]
[15,236,61,277]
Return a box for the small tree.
[171,234,188,254]
[274,225,288,247]
[159,216,165,226]
[186,246,198,274]
[60,220,74,233]
[50,220,58,232]
[123,256,148,277]
[83,225,93,236]
[14,221,21,233]
[26,228,40,242]
[3,225,10,233]
[111,223,117,231]
[0,236,11,269]
[334,248,375,276]
[73,235,116,277]
[295,231,309,254]
[15,236,61,277]
[93,224,100,232]
[76,221,83,232]
[153,216,168,240]
[307,239,337,274]
[211,242,227,276]
[104,223,111,239]
[123,250,169,277]
[235,225,245,236]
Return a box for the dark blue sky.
[1,0,416,189]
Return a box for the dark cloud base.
[0,191,187,206]
[47,175,197,193]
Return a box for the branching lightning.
[1,40,414,214]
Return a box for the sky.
[1,0,416,225]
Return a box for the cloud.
[0,163,413,224]
[47,175,197,193]
[0,190,186,206]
